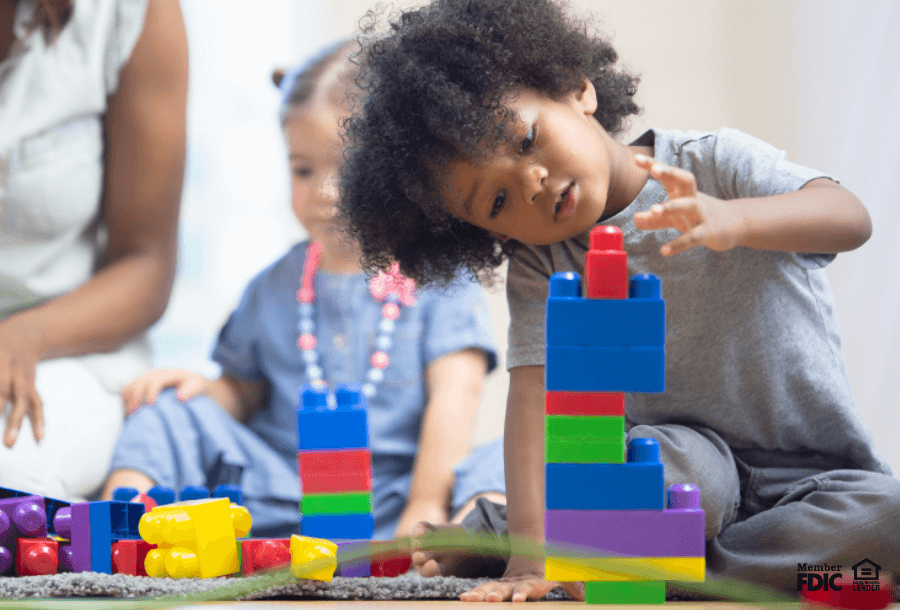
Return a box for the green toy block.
[585,580,666,605]
[545,438,625,463]
[300,491,373,515]
[545,415,625,441]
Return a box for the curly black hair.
[337,0,640,287]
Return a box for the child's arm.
[394,348,489,538]
[122,369,267,423]
[461,365,585,603]
[633,155,872,257]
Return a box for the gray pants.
[463,423,900,592]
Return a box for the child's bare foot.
[411,521,508,578]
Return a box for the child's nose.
[525,164,548,203]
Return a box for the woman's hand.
[121,368,213,414]
[0,320,44,448]
[633,154,748,257]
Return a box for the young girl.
[100,41,506,541]
[336,0,900,601]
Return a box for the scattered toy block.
[335,539,370,577]
[545,391,625,416]
[57,544,74,573]
[140,497,252,578]
[545,556,705,582]
[585,580,666,605]
[111,539,155,576]
[301,514,374,540]
[16,538,58,576]
[179,485,210,502]
[212,484,244,506]
[0,495,49,576]
[239,538,291,576]
[112,487,140,502]
[146,486,176,506]
[301,492,373,515]
[0,487,69,537]
[545,438,625,464]
[370,541,412,577]
[289,534,337,581]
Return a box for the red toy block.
[240,538,291,576]
[301,473,372,494]
[545,391,625,416]
[299,449,373,493]
[111,539,155,576]
[132,493,157,512]
[16,538,58,576]
[585,226,627,299]
[801,575,894,610]
[369,541,412,577]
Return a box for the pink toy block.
[240,538,291,576]
[111,539,155,576]
[16,538,58,576]
[584,226,627,299]
[545,391,625,416]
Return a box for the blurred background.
[154,0,900,472]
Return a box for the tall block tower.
[544,226,705,605]
[297,383,375,576]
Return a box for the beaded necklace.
[296,242,416,399]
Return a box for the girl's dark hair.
[337,0,640,287]
[273,40,356,124]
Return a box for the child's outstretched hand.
[633,154,747,256]
[121,368,212,414]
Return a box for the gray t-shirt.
[507,127,888,473]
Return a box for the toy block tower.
[544,226,705,605]
[297,383,374,576]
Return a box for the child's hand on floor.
[460,555,585,602]
[394,499,449,540]
[633,154,747,257]
[121,368,212,414]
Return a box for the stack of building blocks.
[297,383,374,576]
[544,225,705,605]
[138,496,251,578]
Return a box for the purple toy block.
[545,483,704,557]
[0,495,48,576]
[336,540,371,577]
[58,544,75,572]
[56,503,92,573]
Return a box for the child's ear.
[573,77,598,116]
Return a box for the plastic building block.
[212,484,244,506]
[301,492,373,515]
[545,438,625,464]
[87,501,145,574]
[111,539,154,576]
[298,449,372,494]
[545,415,625,441]
[179,485,210,502]
[147,486,176,506]
[140,497,252,578]
[58,544,74,572]
[297,384,369,450]
[547,275,665,347]
[584,227,628,298]
[545,556,705,582]
[546,439,665,510]
[16,538,58,576]
[300,513,374,540]
[336,539,370,577]
[546,345,665,393]
[370,541,412,577]
[239,538,291,576]
[132,493,158,512]
[0,495,49,575]
[0,487,69,537]
[52,503,91,573]
[289,534,337,581]
[112,487,140,502]
[546,484,704,556]
[585,580,666,605]
[545,391,625,416]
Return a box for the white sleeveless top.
[0,0,152,391]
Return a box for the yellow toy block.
[545,556,705,582]
[139,497,252,579]
[289,534,338,581]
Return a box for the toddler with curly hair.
[336,0,900,601]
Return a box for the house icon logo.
[852,559,880,581]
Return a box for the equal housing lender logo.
[797,558,884,592]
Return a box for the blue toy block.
[111,487,140,502]
[213,484,245,506]
[297,383,369,450]
[179,485,210,501]
[546,345,665,392]
[547,275,665,348]
[147,486,176,506]
[0,487,69,536]
[300,513,375,540]
[87,501,145,574]
[545,439,665,510]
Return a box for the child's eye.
[518,126,535,154]
[292,167,313,179]
[489,190,506,219]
